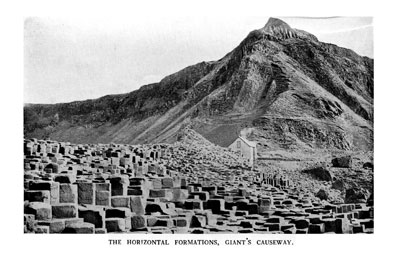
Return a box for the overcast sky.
[24,16,373,104]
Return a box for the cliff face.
[24,18,373,153]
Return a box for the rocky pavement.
[23,137,373,234]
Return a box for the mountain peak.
[260,17,298,40]
[263,17,292,31]
[258,17,318,42]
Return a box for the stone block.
[37,219,65,233]
[155,218,174,227]
[35,225,49,233]
[147,216,158,227]
[106,208,132,219]
[263,223,280,231]
[109,176,129,196]
[247,203,259,215]
[172,176,181,187]
[309,216,323,224]
[96,190,111,206]
[190,215,207,228]
[52,204,77,219]
[206,199,225,214]
[111,196,130,208]
[238,188,250,197]
[131,215,146,230]
[149,189,173,200]
[309,223,325,234]
[25,202,52,220]
[335,218,351,234]
[95,182,110,192]
[293,218,310,229]
[128,187,144,196]
[78,207,105,228]
[149,189,166,198]
[321,218,337,233]
[352,224,365,233]
[341,204,356,213]
[189,191,209,201]
[282,199,295,207]
[77,182,95,205]
[171,188,189,202]
[358,209,373,219]
[105,218,125,232]
[202,186,217,194]
[281,224,296,232]
[29,181,59,205]
[266,216,285,225]
[25,190,50,203]
[24,214,36,232]
[145,202,175,215]
[174,217,189,227]
[283,227,296,234]
[161,177,174,189]
[240,220,254,229]
[296,228,308,234]
[95,228,107,234]
[125,216,132,230]
[184,200,203,210]
[54,174,76,184]
[129,177,147,186]
[359,219,374,229]
[44,163,59,174]
[259,197,274,213]
[190,228,210,234]
[64,218,84,226]
[203,213,217,226]
[130,196,146,215]
[180,178,188,188]
[151,178,162,189]
[59,184,78,204]
[63,222,95,233]
[236,199,250,210]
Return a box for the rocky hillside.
[24,18,373,154]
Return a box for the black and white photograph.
[2,0,400,259]
[23,15,374,235]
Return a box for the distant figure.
[229,136,257,167]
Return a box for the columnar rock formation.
[24,137,373,234]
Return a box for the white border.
[1,0,399,259]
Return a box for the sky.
[24,16,373,104]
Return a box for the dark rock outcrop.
[332,179,346,190]
[316,189,329,200]
[332,156,352,168]
[363,162,374,170]
[345,187,370,203]
[302,167,332,182]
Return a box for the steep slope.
[24,18,373,153]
